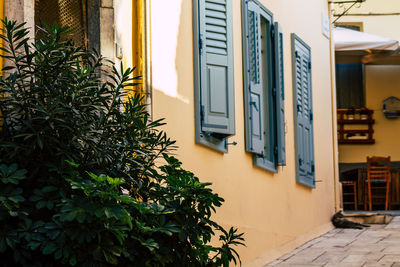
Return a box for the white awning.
[334,27,400,65]
[334,27,398,52]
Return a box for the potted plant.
[346,107,356,120]
[360,107,369,120]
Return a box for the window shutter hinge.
[312,163,315,172]
[295,51,299,58]
[299,158,303,166]
[200,105,205,122]
[271,25,275,38]
[310,112,313,121]
[199,34,203,55]
[250,101,259,111]
[308,61,311,70]
[274,146,278,156]
[273,87,277,96]
[257,151,265,159]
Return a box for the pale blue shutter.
[274,22,286,166]
[198,0,235,136]
[292,34,315,187]
[243,1,265,156]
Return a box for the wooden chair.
[365,156,391,211]
[342,181,357,210]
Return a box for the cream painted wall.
[150,0,336,265]
[114,0,133,74]
[339,65,400,163]
[336,1,400,164]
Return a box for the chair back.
[366,156,391,183]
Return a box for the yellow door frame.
[132,0,146,97]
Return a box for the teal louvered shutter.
[292,34,315,187]
[274,22,286,166]
[243,1,265,155]
[198,0,235,136]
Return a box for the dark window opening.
[336,63,365,109]
[35,0,88,49]
[334,22,363,32]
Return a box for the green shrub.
[0,19,244,266]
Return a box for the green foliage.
[0,19,244,266]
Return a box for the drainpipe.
[132,0,153,118]
[328,2,341,212]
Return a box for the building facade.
[3,0,339,265]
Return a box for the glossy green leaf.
[42,242,57,255]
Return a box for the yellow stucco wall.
[336,0,400,164]
[149,0,337,265]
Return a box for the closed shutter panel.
[244,2,264,155]
[274,22,285,165]
[198,0,235,136]
[292,34,315,187]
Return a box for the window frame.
[334,22,364,32]
[34,0,88,49]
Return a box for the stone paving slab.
[266,216,400,267]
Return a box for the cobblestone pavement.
[266,216,400,267]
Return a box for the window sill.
[195,131,228,153]
[253,155,277,173]
[296,176,316,189]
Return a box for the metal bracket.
[270,24,275,39]
[200,105,205,122]
[250,101,259,111]
[331,0,366,23]
[329,0,365,3]
[329,0,364,3]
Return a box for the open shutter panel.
[244,2,265,156]
[293,36,315,187]
[274,22,285,165]
[301,45,315,183]
[199,0,235,136]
